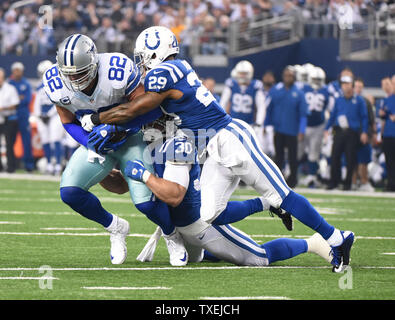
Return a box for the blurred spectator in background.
[0,68,20,173]
[379,76,395,191]
[352,77,377,192]
[325,75,369,190]
[8,62,34,172]
[92,16,119,52]
[264,66,308,188]
[202,77,220,102]
[1,10,24,55]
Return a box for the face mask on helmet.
[142,114,177,142]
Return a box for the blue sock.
[203,250,221,262]
[54,142,63,165]
[135,200,175,235]
[60,186,113,227]
[43,143,51,163]
[262,238,308,264]
[280,190,334,240]
[212,198,263,225]
[308,161,318,175]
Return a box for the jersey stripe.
[161,62,184,79]
[125,69,141,95]
[154,65,178,83]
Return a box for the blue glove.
[125,160,150,183]
[88,124,127,154]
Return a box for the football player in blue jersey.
[299,67,334,188]
[83,26,355,272]
[100,116,333,267]
[45,34,189,266]
[220,60,266,153]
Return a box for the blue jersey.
[144,59,232,150]
[264,83,308,136]
[303,85,331,127]
[151,135,201,227]
[381,94,395,138]
[326,94,368,133]
[225,78,263,124]
[8,77,32,112]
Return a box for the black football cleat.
[269,206,294,231]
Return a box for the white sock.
[326,228,343,247]
[105,215,118,232]
[306,233,333,263]
[259,197,271,211]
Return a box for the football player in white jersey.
[34,60,64,175]
[43,34,187,266]
[82,27,355,272]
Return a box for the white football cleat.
[163,230,188,266]
[106,216,130,265]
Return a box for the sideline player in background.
[299,66,333,188]
[84,26,355,272]
[9,62,35,172]
[34,60,64,175]
[220,60,266,149]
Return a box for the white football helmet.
[294,64,306,83]
[232,60,254,85]
[37,60,53,79]
[302,63,315,83]
[308,66,326,90]
[134,26,179,70]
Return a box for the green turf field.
[0,176,394,300]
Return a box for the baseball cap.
[11,62,24,71]
[340,75,353,83]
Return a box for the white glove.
[80,114,95,132]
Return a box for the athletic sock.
[212,198,264,225]
[280,190,335,240]
[262,238,308,264]
[60,186,113,227]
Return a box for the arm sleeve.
[325,101,337,130]
[299,116,307,134]
[360,98,369,133]
[63,122,89,147]
[163,162,191,189]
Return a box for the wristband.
[142,171,151,183]
[91,113,101,125]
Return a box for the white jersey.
[42,52,141,120]
[34,83,57,118]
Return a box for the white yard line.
[0,221,24,225]
[0,266,394,272]
[381,253,395,255]
[82,286,171,290]
[40,227,99,231]
[0,277,58,280]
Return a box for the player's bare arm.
[95,89,182,125]
[145,175,187,208]
[56,105,75,124]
